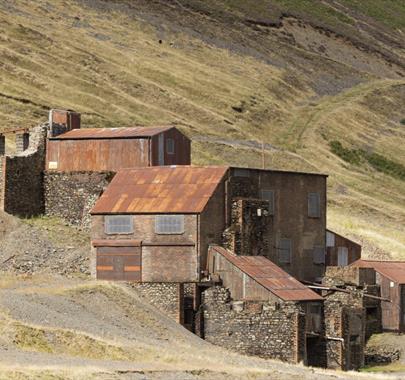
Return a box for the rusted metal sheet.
[96,245,141,281]
[210,245,322,301]
[91,166,228,214]
[47,138,149,171]
[52,126,173,139]
[351,260,405,284]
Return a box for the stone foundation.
[44,171,114,229]
[199,286,305,363]
[131,282,184,323]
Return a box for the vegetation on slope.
[0,0,404,257]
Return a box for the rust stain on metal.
[51,126,174,140]
[211,246,323,301]
[91,166,229,214]
[352,260,405,284]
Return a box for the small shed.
[46,126,190,172]
[208,245,323,303]
[351,259,405,332]
[326,229,361,267]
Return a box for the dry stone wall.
[200,286,305,363]
[44,171,114,230]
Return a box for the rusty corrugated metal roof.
[50,126,174,140]
[212,246,323,301]
[351,259,405,284]
[91,166,229,214]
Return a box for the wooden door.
[96,246,141,281]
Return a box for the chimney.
[48,109,81,137]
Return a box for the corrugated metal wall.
[46,138,150,171]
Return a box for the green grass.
[340,0,405,29]
[361,362,405,373]
[329,141,405,181]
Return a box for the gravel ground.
[0,275,393,380]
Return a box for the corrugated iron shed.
[212,246,323,301]
[351,259,405,284]
[50,126,174,140]
[91,166,229,214]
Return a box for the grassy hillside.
[0,0,404,257]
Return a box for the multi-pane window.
[155,215,184,234]
[105,215,133,234]
[261,190,274,215]
[313,246,325,264]
[279,238,292,264]
[166,138,175,155]
[308,192,321,218]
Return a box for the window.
[279,238,292,264]
[166,138,175,155]
[105,215,133,234]
[155,215,184,234]
[308,192,320,218]
[261,190,274,215]
[313,246,325,264]
[337,246,348,267]
[233,168,250,177]
[326,231,335,247]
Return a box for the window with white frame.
[105,215,133,234]
[155,215,184,234]
[261,190,274,215]
[279,238,292,264]
[308,192,321,218]
[313,246,325,264]
[166,138,175,155]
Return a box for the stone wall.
[1,125,47,216]
[324,288,365,371]
[44,171,114,230]
[223,198,271,256]
[131,282,183,323]
[199,286,305,363]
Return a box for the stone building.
[91,165,328,283]
[201,246,324,365]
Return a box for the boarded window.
[155,215,184,234]
[279,238,292,264]
[166,138,175,154]
[233,168,250,177]
[105,215,133,234]
[337,246,348,267]
[261,190,274,215]
[313,246,325,264]
[326,231,335,247]
[158,134,164,165]
[308,192,320,217]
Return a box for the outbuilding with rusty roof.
[351,259,405,332]
[46,125,190,172]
